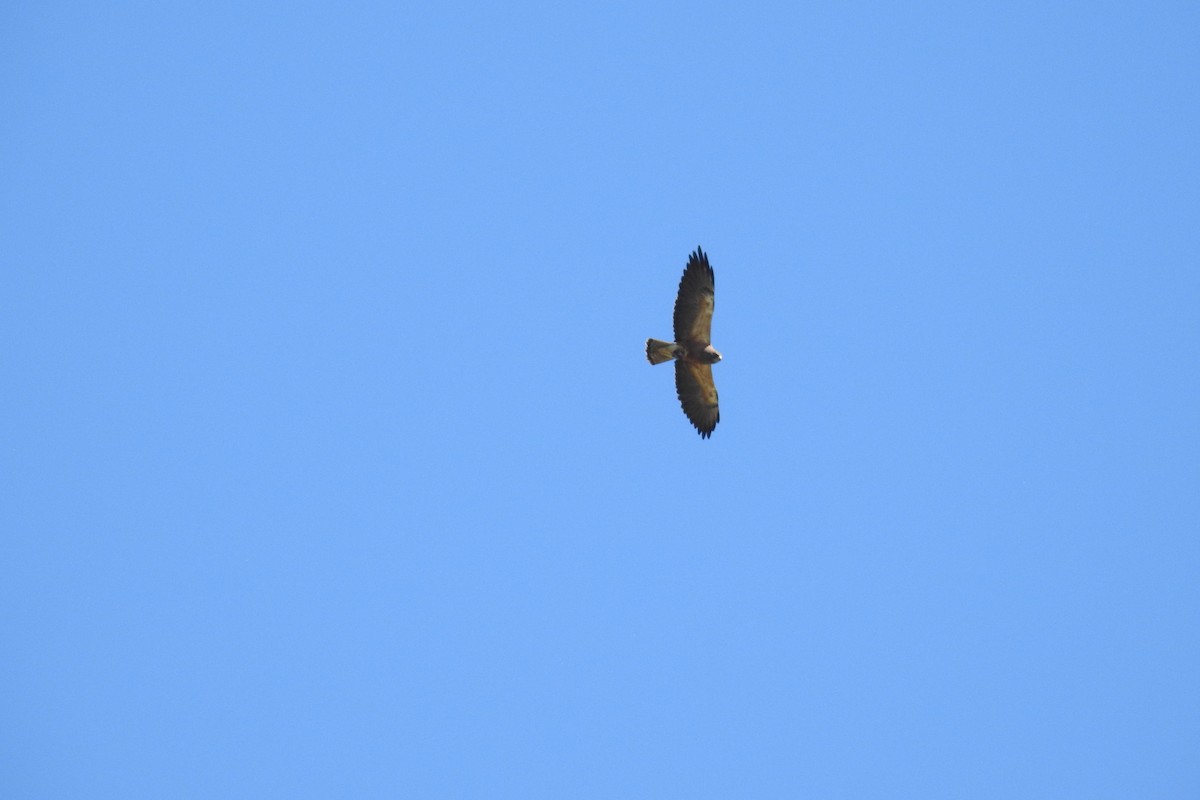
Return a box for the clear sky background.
[3,2,1198,797]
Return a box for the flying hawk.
[646,247,722,438]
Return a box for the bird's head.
[704,345,723,364]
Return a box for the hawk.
[646,247,722,438]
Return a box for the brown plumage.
[645,247,722,438]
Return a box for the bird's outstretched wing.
[673,247,715,345]
[675,360,719,438]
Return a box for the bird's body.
[645,247,722,438]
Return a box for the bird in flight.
[646,247,722,438]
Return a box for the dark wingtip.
[686,246,713,282]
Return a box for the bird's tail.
[646,338,679,365]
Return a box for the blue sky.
[3,1,1198,797]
